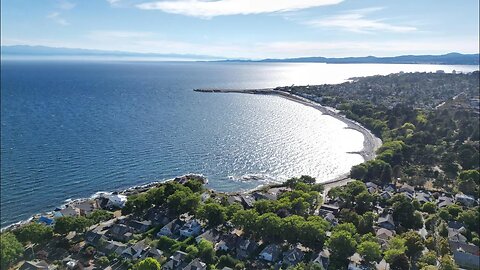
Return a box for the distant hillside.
[224,53,480,65]
[2,46,478,65]
[1,45,222,60]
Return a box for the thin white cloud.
[47,12,69,26]
[136,0,344,18]
[306,6,416,33]
[106,0,121,6]
[58,0,76,10]
[88,31,155,39]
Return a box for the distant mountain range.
[222,53,480,65]
[1,45,223,61]
[1,45,479,65]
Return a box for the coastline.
[194,88,383,170]
[2,88,382,231]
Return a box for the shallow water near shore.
[1,61,477,227]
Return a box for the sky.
[1,0,479,59]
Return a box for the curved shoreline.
[2,89,382,231]
[194,88,383,186]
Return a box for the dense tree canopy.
[0,233,24,269]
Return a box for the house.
[179,219,202,237]
[107,224,133,242]
[320,204,340,214]
[437,196,454,208]
[252,191,277,201]
[85,230,107,247]
[398,184,415,196]
[399,184,415,195]
[380,191,392,200]
[366,182,379,194]
[348,253,363,270]
[146,207,170,226]
[384,184,396,193]
[258,244,282,262]
[448,228,467,243]
[240,194,256,208]
[98,240,127,256]
[414,191,432,204]
[377,214,395,230]
[38,216,54,226]
[162,251,188,270]
[59,206,80,217]
[215,234,239,252]
[319,209,337,225]
[365,182,379,189]
[74,200,97,216]
[19,260,53,270]
[455,194,476,206]
[158,219,184,237]
[182,258,207,270]
[236,238,259,259]
[227,195,242,205]
[449,241,480,269]
[143,248,164,261]
[129,220,152,233]
[107,193,128,208]
[283,246,305,266]
[376,228,395,249]
[375,259,390,270]
[311,249,330,270]
[196,229,221,244]
[448,221,466,230]
[121,240,149,260]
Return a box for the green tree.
[87,210,113,223]
[327,230,357,267]
[14,223,53,244]
[0,233,24,269]
[391,194,417,229]
[257,213,284,241]
[299,217,328,250]
[186,245,199,260]
[422,202,436,214]
[157,236,178,251]
[123,194,149,215]
[457,170,479,197]
[97,256,110,267]
[357,241,382,265]
[198,240,216,264]
[403,231,424,259]
[197,203,227,227]
[417,251,437,269]
[133,257,161,270]
[355,191,375,214]
[54,216,91,234]
[185,179,204,193]
[167,190,200,215]
[232,209,259,233]
[389,252,411,270]
[458,208,480,233]
[226,203,243,220]
[439,255,459,270]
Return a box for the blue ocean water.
[1,61,477,227]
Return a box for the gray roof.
[377,214,394,226]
